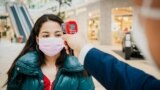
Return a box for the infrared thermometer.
[62,21,78,55]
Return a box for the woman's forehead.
[40,21,62,32]
[41,21,61,28]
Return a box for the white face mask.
[38,37,64,57]
[132,0,160,68]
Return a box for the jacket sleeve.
[78,75,95,90]
[84,48,160,90]
[7,66,23,90]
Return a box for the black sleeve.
[84,48,160,90]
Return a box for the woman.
[6,14,95,90]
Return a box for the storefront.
[87,10,100,44]
[0,15,9,38]
[112,7,133,45]
[28,0,133,45]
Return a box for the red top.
[43,75,54,90]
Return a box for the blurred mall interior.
[0,0,134,45]
[0,0,160,90]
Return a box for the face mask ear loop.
[139,0,160,19]
[141,0,152,17]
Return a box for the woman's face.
[133,0,160,68]
[38,20,63,39]
[36,20,64,57]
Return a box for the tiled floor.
[0,41,160,90]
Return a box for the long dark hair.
[5,14,67,86]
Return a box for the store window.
[111,7,133,45]
[0,15,9,38]
[88,10,100,43]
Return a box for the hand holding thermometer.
[62,21,78,55]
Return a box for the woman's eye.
[55,34,62,37]
[42,35,49,37]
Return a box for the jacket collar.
[15,51,84,75]
[15,51,40,75]
[62,55,84,72]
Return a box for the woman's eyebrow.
[55,31,62,34]
[41,31,49,34]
